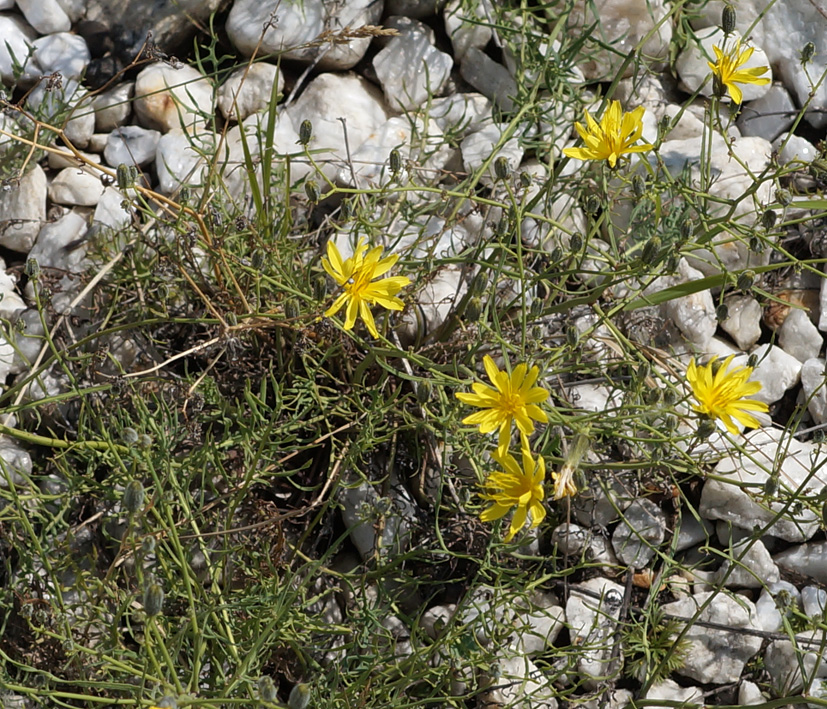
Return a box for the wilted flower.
[563,100,653,168]
[480,440,546,542]
[686,354,769,434]
[708,39,770,104]
[322,240,410,338]
[456,355,549,455]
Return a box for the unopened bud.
[25,258,40,280]
[138,434,152,449]
[123,480,145,515]
[288,683,311,709]
[416,380,432,405]
[251,249,265,270]
[304,180,320,203]
[776,188,792,206]
[737,270,755,291]
[299,119,313,146]
[122,427,139,445]
[550,246,563,262]
[389,148,402,174]
[715,303,729,321]
[116,163,135,190]
[519,171,532,188]
[640,236,661,264]
[749,235,765,253]
[465,296,482,321]
[748,353,758,368]
[680,218,693,240]
[802,42,816,64]
[284,298,300,320]
[762,209,777,230]
[312,273,327,301]
[142,582,164,617]
[141,536,156,554]
[494,156,511,180]
[697,419,717,439]
[721,4,736,34]
[565,325,579,347]
[570,233,583,252]
[765,476,779,498]
[632,174,646,198]
[258,676,278,704]
[584,193,601,215]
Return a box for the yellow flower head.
[707,39,770,105]
[455,355,549,455]
[322,239,411,338]
[562,100,654,168]
[686,354,769,435]
[480,441,546,541]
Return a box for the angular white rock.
[445,0,493,60]
[566,578,625,687]
[459,47,517,112]
[104,126,161,168]
[676,29,771,103]
[397,264,467,344]
[93,187,131,230]
[567,0,672,79]
[155,130,212,195]
[461,123,524,187]
[0,16,38,85]
[283,72,389,183]
[773,133,818,166]
[746,344,802,404]
[373,26,452,112]
[801,358,827,424]
[428,93,493,138]
[775,543,827,584]
[739,681,765,705]
[736,83,795,141]
[754,581,800,633]
[662,591,762,683]
[16,0,71,34]
[765,630,827,694]
[778,307,823,363]
[720,295,762,350]
[551,523,589,556]
[49,167,106,207]
[0,165,46,252]
[32,33,90,80]
[715,539,780,588]
[217,62,283,122]
[700,428,827,542]
[28,79,95,149]
[133,63,213,133]
[612,498,666,568]
[479,653,557,709]
[91,82,134,132]
[802,585,827,619]
[665,258,717,350]
[644,679,703,707]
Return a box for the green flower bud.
[415,380,432,405]
[715,303,729,322]
[519,171,532,188]
[123,480,145,515]
[764,476,779,498]
[737,270,755,291]
[565,325,579,347]
[640,236,661,265]
[116,163,135,190]
[549,246,563,262]
[389,148,402,174]
[632,174,646,198]
[721,4,736,34]
[494,156,511,180]
[583,193,601,215]
[465,296,482,321]
[122,427,139,445]
[138,434,152,449]
[25,258,40,280]
[697,418,717,439]
[251,249,265,270]
[802,42,816,64]
[762,209,777,230]
[288,683,311,709]
[680,217,693,240]
[258,675,278,703]
[299,119,313,146]
[142,582,164,617]
[748,353,758,368]
[776,188,792,206]
[312,273,327,301]
[141,535,156,554]
[305,180,320,203]
[749,235,765,253]
[569,233,583,252]
[662,389,678,406]
[284,298,300,320]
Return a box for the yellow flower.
[686,354,769,435]
[551,464,578,501]
[707,39,770,105]
[322,239,410,338]
[455,355,549,455]
[562,100,654,168]
[480,441,546,542]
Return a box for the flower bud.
[312,273,327,301]
[288,683,311,709]
[415,380,432,404]
[299,119,313,146]
[142,582,164,617]
[389,148,402,174]
[251,249,265,270]
[749,235,765,254]
[569,233,583,252]
[737,270,755,291]
[662,389,678,406]
[116,163,135,190]
[697,418,717,439]
[802,42,816,64]
[25,258,40,280]
[284,298,300,320]
[519,171,532,188]
[138,434,152,449]
[123,480,145,515]
[583,193,601,215]
[680,217,693,240]
[632,174,646,198]
[565,325,579,347]
[141,535,156,554]
[776,188,792,206]
[764,476,779,498]
[304,180,320,203]
[549,246,563,262]
[257,675,278,703]
[640,236,661,265]
[465,296,482,321]
[762,209,777,230]
[721,4,736,34]
[494,156,511,180]
[715,303,729,322]
[122,427,139,445]
[748,353,758,368]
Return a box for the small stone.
[0,165,46,252]
[715,538,780,588]
[93,186,131,230]
[773,133,818,166]
[720,295,762,350]
[738,680,765,705]
[428,93,493,138]
[373,25,452,112]
[736,83,795,141]
[461,123,524,187]
[801,358,827,424]
[16,0,71,34]
[217,62,283,122]
[48,150,101,170]
[778,307,823,363]
[444,0,493,60]
[612,498,666,568]
[747,344,802,404]
[644,679,703,707]
[32,33,90,80]
[665,258,717,350]
[0,16,38,85]
[49,167,106,207]
[91,82,134,132]
[459,47,517,111]
[133,63,213,133]
[155,130,211,195]
[754,581,800,632]
[104,126,161,168]
[397,265,466,344]
[551,523,589,556]
[775,542,827,583]
[801,585,827,618]
[28,80,95,149]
